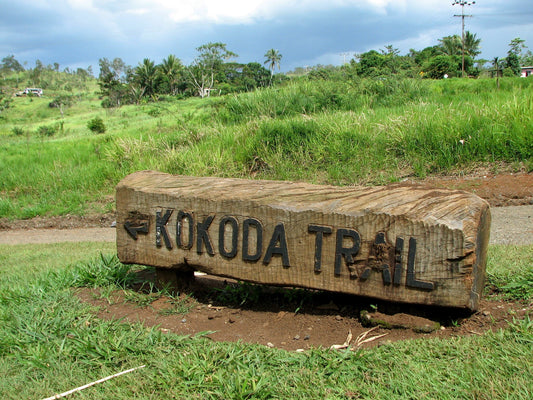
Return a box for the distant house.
[521,66,533,78]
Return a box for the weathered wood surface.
[116,171,491,310]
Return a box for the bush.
[12,127,24,136]
[37,125,57,136]
[87,117,106,134]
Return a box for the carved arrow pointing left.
[124,221,150,240]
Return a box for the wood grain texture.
[116,171,491,310]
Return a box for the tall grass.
[104,78,533,186]
[216,77,430,123]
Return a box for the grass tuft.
[70,253,137,289]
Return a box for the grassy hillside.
[1,76,532,219]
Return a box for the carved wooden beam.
[116,171,490,310]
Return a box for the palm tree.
[464,31,481,58]
[492,57,502,89]
[134,58,158,99]
[264,49,282,83]
[160,55,183,95]
[438,35,462,56]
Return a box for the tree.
[112,58,126,80]
[423,55,456,79]
[98,57,130,107]
[381,45,400,57]
[49,95,75,118]
[379,45,411,74]
[503,38,523,76]
[354,50,388,77]
[508,38,526,58]
[438,35,463,56]
[1,55,24,73]
[221,62,271,92]
[438,32,480,76]
[264,49,282,83]
[439,32,479,58]
[522,50,533,67]
[188,42,237,98]
[507,38,533,66]
[29,59,44,86]
[412,46,441,66]
[492,57,503,89]
[505,52,521,76]
[1,55,24,86]
[242,62,270,89]
[132,58,159,100]
[159,55,184,95]
[464,31,481,58]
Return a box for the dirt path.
[0,204,531,245]
[0,227,116,244]
[490,205,533,245]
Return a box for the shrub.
[12,126,24,136]
[87,117,106,134]
[37,125,57,136]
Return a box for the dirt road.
[0,204,531,245]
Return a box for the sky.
[1,0,532,74]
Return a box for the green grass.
[0,242,532,399]
[487,245,533,300]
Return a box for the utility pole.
[340,52,350,65]
[453,0,475,77]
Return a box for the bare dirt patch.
[418,172,533,207]
[76,271,532,351]
[0,213,116,230]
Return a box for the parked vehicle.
[15,88,43,97]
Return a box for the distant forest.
[1,35,532,110]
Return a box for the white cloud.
[125,8,150,16]
[148,0,439,25]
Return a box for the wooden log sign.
[116,171,491,310]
